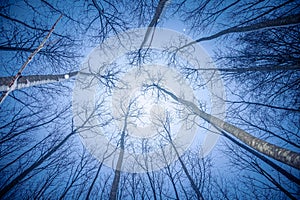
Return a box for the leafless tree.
[1,0,299,199]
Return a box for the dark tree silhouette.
[0,0,299,199]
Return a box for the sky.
[0,0,299,199]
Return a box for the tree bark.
[178,14,300,50]
[0,72,78,92]
[109,111,128,200]
[153,84,300,169]
[0,14,62,104]
[140,0,169,49]
[222,130,300,184]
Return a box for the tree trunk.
[0,72,78,92]
[222,130,300,184]
[161,118,204,200]
[0,14,62,104]
[178,14,300,50]
[109,113,128,200]
[154,84,300,169]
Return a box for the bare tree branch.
[0,14,63,105]
[178,14,300,50]
[151,84,300,170]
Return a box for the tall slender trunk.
[0,15,62,104]
[0,72,78,92]
[154,84,300,169]
[109,114,128,200]
[109,147,124,200]
[174,146,204,200]
[140,0,169,49]
[178,13,300,50]
[222,130,300,184]
[162,123,204,200]
[165,165,180,200]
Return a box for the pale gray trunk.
[140,0,169,48]
[178,14,300,50]
[222,130,300,184]
[0,15,62,104]
[0,71,78,92]
[154,84,300,169]
[109,113,128,200]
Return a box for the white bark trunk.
[154,84,300,169]
[0,71,78,92]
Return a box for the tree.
[1,0,299,199]
[151,84,299,168]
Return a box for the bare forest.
[0,0,299,199]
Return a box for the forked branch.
[0,14,63,105]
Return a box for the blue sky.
[0,0,299,199]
